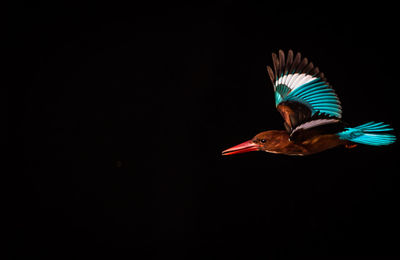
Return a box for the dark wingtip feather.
[272,53,279,79]
[267,66,275,84]
[278,50,285,65]
[297,57,308,73]
[319,72,326,81]
[285,50,294,75]
[278,50,285,77]
[288,49,294,58]
[291,52,301,74]
[304,62,314,74]
[313,67,320,76]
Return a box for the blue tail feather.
[338,122,396,146]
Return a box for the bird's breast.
[297,134,344,155]
[263,132,344,156]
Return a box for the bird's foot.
[345,143,358,149]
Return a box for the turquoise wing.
[267,50,342,119]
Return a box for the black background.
[14,2,399,259]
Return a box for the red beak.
[222,140,259,156]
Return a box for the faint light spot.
[116,160,123,168]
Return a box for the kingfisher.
[222,50,396,156]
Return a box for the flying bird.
[222,50,396,156]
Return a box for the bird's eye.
[260,139,266,143]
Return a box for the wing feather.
[279,50,285,77]
[267,66,275,86]
[272,53,279,82]
[290,52,301,74]
[285,50,293,75]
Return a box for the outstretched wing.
[267,50,342,133]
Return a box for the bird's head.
[222,131,281,156]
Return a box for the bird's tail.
[337,122,396,146]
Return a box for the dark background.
[14,2,399,259]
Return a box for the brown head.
[222,130,286,156]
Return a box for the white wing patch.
[275,73,317,91]
[291,118,339,135]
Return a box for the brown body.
[256,130,348,156]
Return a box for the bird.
[222,50,396,156]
